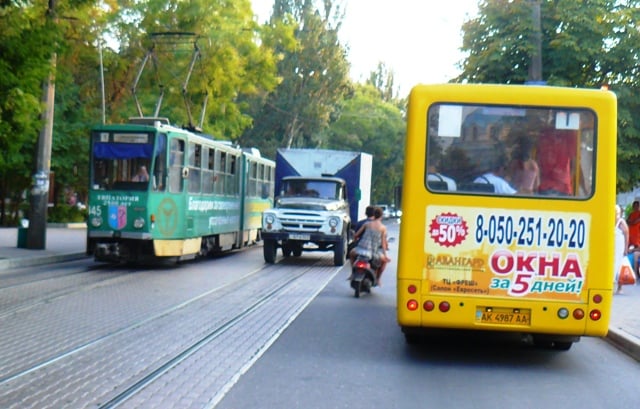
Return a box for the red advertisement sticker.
[429,212,468,247]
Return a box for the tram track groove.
[0,256,340,409]
[0,262,268,386]
[0,268,138,321]
[0,261,106,291]
[97,261,334,408]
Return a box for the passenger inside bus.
[505,136,540,195]
[471,153,516,195]
[536,128,586,196]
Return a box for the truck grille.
[279,212,323,232]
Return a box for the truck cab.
[261,176,351,266]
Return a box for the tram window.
[248,162,258,196]
[202,147,214,194]
[226,155,238,195]
[169,139,184,193]
[216,151,226,195]
[188,143,202,193]
[152,133,167,192]
[426,104,595,198]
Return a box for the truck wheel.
[333,233,347,266]
[263,239,277,263]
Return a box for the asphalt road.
[217,222,639,409]
[1,222,637,409]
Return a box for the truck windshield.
[283,180,341,199]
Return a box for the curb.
[605,327,640,362]
[46,223,87,229]
[0,252,88,272]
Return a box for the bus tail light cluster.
[588,292,604,321]
[405,285,450,313]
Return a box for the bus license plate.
[289,233,310,240]
[476,307,531,326]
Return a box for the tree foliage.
[326,83,405,204]
[0,0,406,224]
[239,0,352,158]
[103,0,281,138]
[457,0,640,191]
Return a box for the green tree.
[239,0,351,158]
[0,0,95,224]
[326,83,405,204]
[103,0,280,139]
[457,0,640,191]
[366,62,400,104]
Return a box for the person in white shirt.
[473,155,516,195]
[427,165,457,191]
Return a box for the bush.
[47,204,88,223]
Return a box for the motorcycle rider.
[348,205,375,256]
[350,207,390,286]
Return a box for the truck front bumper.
[261,231,341,243]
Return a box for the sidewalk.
[0,225,638,360]
[0,224,88,270]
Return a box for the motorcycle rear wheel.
[352,280,361,298]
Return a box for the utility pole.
[26,0,56,249]
[527,0,544,83]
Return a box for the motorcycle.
[350,255,377,298]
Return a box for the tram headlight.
[133,217,145,229]
[90,216,102,228]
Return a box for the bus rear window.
[426,104,595,198]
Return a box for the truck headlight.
[265,214,275,224]
[328,217,339,228]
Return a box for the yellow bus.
[397,84,617,350]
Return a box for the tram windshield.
[426,104,595,198]
[90,131,167,192]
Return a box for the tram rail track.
[98,262,314,408]
[0,254,341,409]
[0,264,143,321]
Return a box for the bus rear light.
[407,299,419,311]
[592,294,603,304]
[572,309,585,320]
[557,308,569,319]
[423,300,435,311]
[438,301,450,313]
[407,285,417,294]
[589,309,602,321]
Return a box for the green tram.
[87,117,275,263]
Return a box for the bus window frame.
[425,102,597,200]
